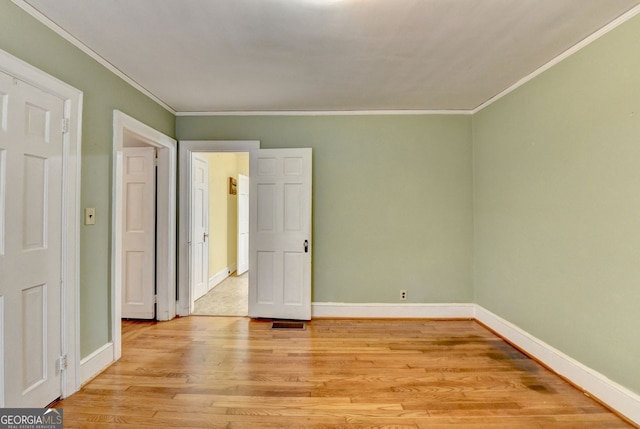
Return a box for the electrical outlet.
[400,290,407,301]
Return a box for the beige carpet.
[193,272,248,316]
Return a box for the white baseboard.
[208,267,231,291]
[80,342,114,385]
[229,263,237,274]
[474,305,640,426]
[312,302,475,319]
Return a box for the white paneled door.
[249,149,312,320]
[190,155,209,306]
[0,71,64,406]
[237,174,249,276]
[122,147,156,319]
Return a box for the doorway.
[178,141,313,320]
[111,111,176,360]
[191,152,249,316]
[178,141,259,317]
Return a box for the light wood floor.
[53,317,634,428]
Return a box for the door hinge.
[153,294,157,304]
[58,355,68,372]
[61,118,70,134]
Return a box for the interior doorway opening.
[191,152,250,316]
[179,142,312,321]
[112,111,177,360]
[177,140,260,317]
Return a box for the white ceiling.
[20,0,640,113]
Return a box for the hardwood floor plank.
[52,317,635,428]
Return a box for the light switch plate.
[85,208,96,225]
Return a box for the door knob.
[304,240,309,253]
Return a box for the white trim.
[0,47,83,400]
[112,111,177,361]
[176,110,472,116]
[312,302,475,319]
[472,4,640,113]
[178,140,260,316]
[208,267,231,291]
[474,305,640,426]
[10,0,175,115]
[79,342,114,385]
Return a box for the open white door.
[0,71,64,406]
[121,147,156,319]
[249,148,312,320]
[237,174,249,276]
[190,155,209,307]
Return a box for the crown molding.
[11,0,176,115]
[175,109,473,116]
[472,3,640,114]
[13,1,640,118]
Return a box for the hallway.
[193,272,248,316]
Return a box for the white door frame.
[112,111,177,360]
[0,48,83,399]
[178,140,259,316]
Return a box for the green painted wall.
[0,2,175,357]
[178,115,474,303]
[473,14,640,394]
